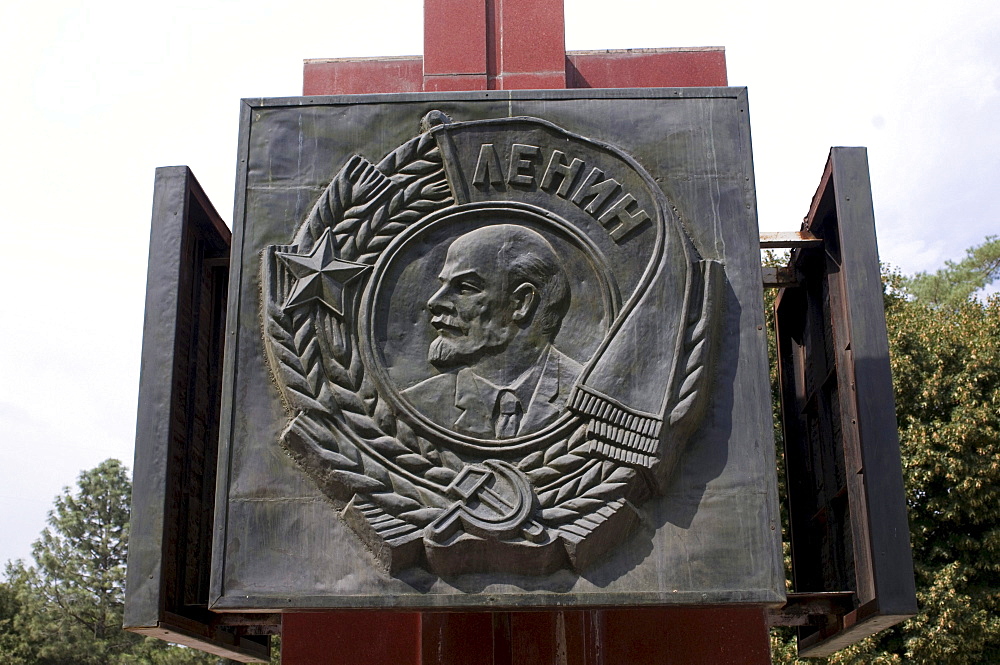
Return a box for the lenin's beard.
[428,315,515,368]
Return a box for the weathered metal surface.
[774,148,917,657]
[758,230,822,248]
[123,166,270,662]
[211,88,783,611]
[259,112,723,577]
[762,266,799,288]
[766,592,856,627]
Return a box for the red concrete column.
[566,48,728,88]
[304,0,726,95]
[423,0,489,91]
[487,0,567,89]
[420,613,501,665]
[507,611,598,663]
[282,608,771,664]
[601,608,772,665]
[422,0,567,91]
[418,608,771,665]
[303,57,423,95]
[281,612,421,665]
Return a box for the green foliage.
[902,235,1000,308]
[0,460,220,665]
[269,636,281,665]
[0,565,33,665]
[771,240,1000,663]
[33,459,131,654]
[888,294,1000,663]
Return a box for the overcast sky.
[1,0,997,568]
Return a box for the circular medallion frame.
[359,201,621,457]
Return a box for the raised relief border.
[260,111,725,577]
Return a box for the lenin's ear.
[510,283,539,323]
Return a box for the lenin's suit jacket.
[402,345,583,438]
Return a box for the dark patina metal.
[209,88,784,611]
[123,167,271,662]
[773,148,918,656]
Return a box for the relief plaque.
[213,90,783,610]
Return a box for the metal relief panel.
[211,89,782,609]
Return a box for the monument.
[124,3,916,661]
[207,89,782,611]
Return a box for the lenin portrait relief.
[403,224,584,439]
[258,111,730,581]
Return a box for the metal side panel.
[775,148,917,657]
[124,165,271,663]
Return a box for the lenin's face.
[426,232,518,367]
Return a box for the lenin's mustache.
[430,314,468,335]
[427,313,514,367]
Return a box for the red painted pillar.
[282,612,422,665]
[600,608,772,665]
[303,0,726,95]
[423,0,489,91]
[423,0,567,90]
[288,2,768,663]
[283,608,772,664]
[485,0,566,89]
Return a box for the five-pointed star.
[276,229,370,317]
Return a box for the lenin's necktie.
[494,389,523,439]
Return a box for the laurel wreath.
[262,118,719,545]
[668,259,723,433]
[264,131,459,527]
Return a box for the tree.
[34,459,131,654]
[771,247,1000,663]
[886,289,1000,662]
[902,235,1000,307]
[0,460,218,665]
[0,566,33,665]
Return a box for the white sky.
[1,0,997,567]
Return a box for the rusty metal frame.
[769,148,917,656]
[123,166,273,663]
